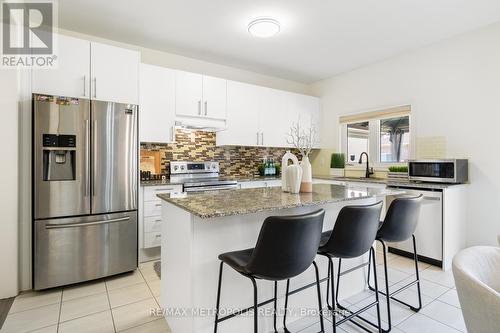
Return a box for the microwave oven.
[408,159,468,184]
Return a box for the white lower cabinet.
[139,184,182,249]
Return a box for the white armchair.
[452,246,500,333]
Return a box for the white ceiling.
[58,0,500,83]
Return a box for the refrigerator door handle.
[45,216,130,229]
[92,120,97,196]
[85,119,90,197]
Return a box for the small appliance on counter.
[140,170,167,181]
[408,159,468,184]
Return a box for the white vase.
[286,165,302,194]
[300,156,313,193]
[281,151,300,192]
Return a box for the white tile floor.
[1,249,466,333]
[1,262,168,333]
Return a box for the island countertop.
[157,183,402,219]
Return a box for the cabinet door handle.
[198,100,201,115]
[83,75,86,97]
[256,132,259,145]
[93,77,97,98]
[261,132,264,145]
[204,101,208,115]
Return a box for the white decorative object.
[300,156,313,192]
[287,121,318,193]
[281,151,300,192]
[330,168,345,177]
[286,165,302,194]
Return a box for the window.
[347,121,369,163]
[380,116,410,163]
[340,106,412,166]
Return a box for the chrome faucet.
[358,152,373,178]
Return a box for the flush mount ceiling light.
[248,18,280,38]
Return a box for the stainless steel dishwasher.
[385,187,443,267]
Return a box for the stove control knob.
[180,165,185,170]
[212,163,217,170]
[173,165,179,171]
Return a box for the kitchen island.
[158,184,401,333]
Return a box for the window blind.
[339,105,411,124]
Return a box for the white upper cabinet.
[175,71,203,117]
[139,64,176,143]
[32,34,91,98]
[216,81,261,146]
[32,35,139,105]
[259,88,289,147]
[216,81,320,148]
[175,70,227,120]
[91,42,139,104]
[202,75,227,119]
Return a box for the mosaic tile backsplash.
[140,129,300,177]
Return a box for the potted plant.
[330,153,345,177]
[387,165,409,180]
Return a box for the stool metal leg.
[313,261,325,333]
[371,247,383,333]
[273,281,278,333]
[335,251,383,333]
[283,279,291,333]
[367,236,423,332]
[250,276,258,333]
[328,256,337,333]
[326,259,333,311]
[411,235,423,312]
[214,262,224,333]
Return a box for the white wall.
[311,22,500,247]
[0,69,19,298]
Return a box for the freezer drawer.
[34,211,138,290]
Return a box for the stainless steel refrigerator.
[32,94,138,290]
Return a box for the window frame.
[340,113,414,170]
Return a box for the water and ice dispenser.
[42,134,76,181]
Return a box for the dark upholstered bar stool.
[214,209,325,333]
[318,202,384,333]
[366,195,423,333]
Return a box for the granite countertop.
[140,179,183,186]
[157,183,403,219]
[140,175,281,187]
[313,174,466,189]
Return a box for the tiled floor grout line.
[104,280,118,333]
[419,297,465,332]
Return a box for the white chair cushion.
[452,246,500,333]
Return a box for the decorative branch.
[286,121,318,158]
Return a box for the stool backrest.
[377,195,422,242]
[246,209,325,280]
[321,202,383,258]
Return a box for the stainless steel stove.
[170,161,238,192]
